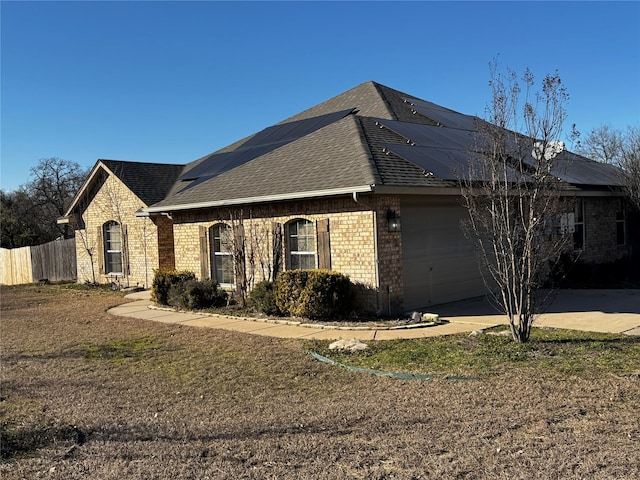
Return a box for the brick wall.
[170,195,405,314]
[154,215,176,270]
[74,173,159,288]
[580,196,630,263]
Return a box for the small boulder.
[329,339,369,352]
[409,311,440,323]
[421,313,440,322]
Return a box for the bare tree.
[25,157,88,240]
[227,209,248,307]
[620,127,640,211]
[578,125,640,211]
[461,62,573,343]
[576,125,623,165]
[246,217,276,284]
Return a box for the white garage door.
[401,198,487,310]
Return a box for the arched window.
[209,224,234,285]
[103,221,122,274]
[287,219,315,270]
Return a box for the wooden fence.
[0,238,77,285]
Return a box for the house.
[63,81,634,313]
[59,159,183,288]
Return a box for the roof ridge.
[99,158,185,167]
[355,116,383,185]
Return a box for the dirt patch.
[2,284,639,479]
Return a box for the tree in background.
[26,157,88,240]
[577,125,640,211]
[461,62,573,343]
[1,158,88,248]
[1,189,45,248]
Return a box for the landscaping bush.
[275,269,355,319]
[248,280,281,316]
[151,269,196,305]
[168,279,228,310]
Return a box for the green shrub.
[275,270,309,317]
[168,279,228,310]
[151,269,196,305]
[275,269,355,319]
[248,281,281,316]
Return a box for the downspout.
[143,218,149,289]
[352,191,382,315]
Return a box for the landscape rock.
[329,339,369,352]
[421,313,440,322]
[409,311,440,324]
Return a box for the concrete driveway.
[430,289,640,335]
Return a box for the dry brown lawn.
[1,284,639,479]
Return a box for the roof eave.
[138,185,376,216]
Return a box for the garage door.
[401,198,486,310]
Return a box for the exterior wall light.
[387,209,401,232]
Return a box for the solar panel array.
[523,153,625,186]
[178,109,355,187]
[402,97,477,131]
[175,85,622,193]
[375,100,621,187]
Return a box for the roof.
[62,159,185,218]
[98,159,185,206]
[138,81,625,213]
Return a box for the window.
[616,201,626,246]
[287,219,315,270]
[103,221,123,274]
[573,199,585,249]
[209,224,234,285]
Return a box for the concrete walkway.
[108,289,640,340]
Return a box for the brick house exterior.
[63,82,635,313]
[163,194,403,314]
[59,160,183,288]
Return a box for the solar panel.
[402,97,477,130]
[178,108,355,184]
[179,151,234,181]
[242,109,354,148]
[523,153,624,186]
[385,144,527,182]
[179,142,289,182]
[374,118,474,150]
[384,144,470,180]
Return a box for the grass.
[2,284,640,479]
[305,327,640,378]
[80,336,164,364]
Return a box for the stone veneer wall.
[580,196,630,264]
[75,174,159,288]
[170,195,405,314]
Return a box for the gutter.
[137,184,376,216]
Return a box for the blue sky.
[2,1,639,191]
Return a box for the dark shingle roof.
[99,159,185,206]
[150,115,377,209]
[145,80,625,212]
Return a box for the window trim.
[573,199,585,250]
[209,223,234,286]
[616,201,626,246]
[103,220,123,275]
[286,218,316,270]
